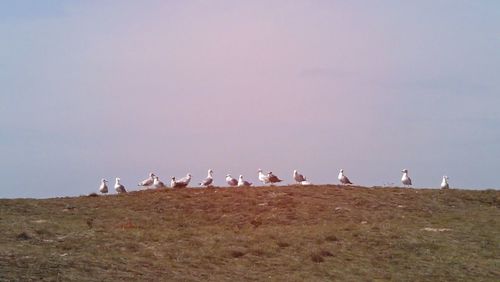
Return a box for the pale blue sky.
[1,1,499,198]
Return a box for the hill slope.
[1,186,499,281]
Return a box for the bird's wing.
[100,185,108,192]
[177,176,190,184]
[299,174,306,182]
[201,177,213,186]
[138,177,154,186]
[268,174,282,182]
[345,176,352,184]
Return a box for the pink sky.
[1,1,499,197]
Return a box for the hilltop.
[1,185,499,281]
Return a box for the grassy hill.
[1,185,499,281]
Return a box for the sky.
[1,0,499,198]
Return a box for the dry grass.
[0,185,499,281]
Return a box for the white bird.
[338,169,352,185]
[199,169,214,187]
[293,170,307,184]
[152,176,166,188]
[267,171,282,185]
[99,179,108,194]
[226,174,238,187]
[258,169,269,185]
[170,177,187,188]
[401,169,412,187]
[138,172,155,187]
[238,175,252,187]
[170,177,178,188]
[176,173,192,187]
[114,178,127,193]
[441,176,449,189]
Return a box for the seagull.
[99,179,108,194]
[226,174,238,187]
[441,176,449,189]
[258,169,269,185]
[152,176,166,188]
[267,171,282,185]
[199,169,214,187]
[170,177,177,188]
[238,175,252,187]
[176,173,192,187]
[138,172,155,187]
[293,170,307,184]
[170,177,187,188]
[114,178,127,193]
[401,169,412,187]
[338,169,352,185]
